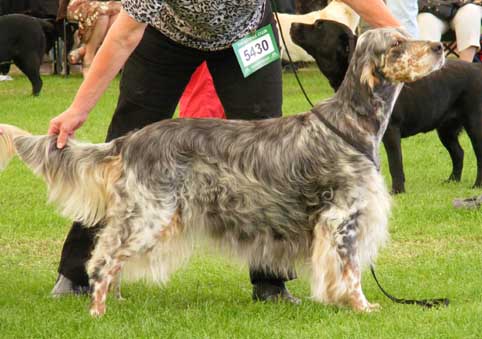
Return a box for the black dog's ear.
[314,20,325,30]
[339,31,357,62]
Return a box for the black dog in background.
[0,14,53,96]
[291,19,482,193]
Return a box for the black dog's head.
[290,19,356,91]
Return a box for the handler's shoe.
[51,274,89,297]
[453,195,482,209]
[252,283,301,304]
[0,75,13,81]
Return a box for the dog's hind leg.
[311,211,379,312]
[13,55,43,96]
[87,202,180,317]
[87,224,131,317]
[436,121,464,183]
[462,113,482,188]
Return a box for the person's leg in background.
[67,1,121,76]
[52,26,202,295]
[81,15,110,76]
[417,11,448,42]
[450,4,482,62]
[386,0,418,38]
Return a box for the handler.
[48,0,401,301]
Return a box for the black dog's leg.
[437,121,464,183]
[0,62,11,75]
[463,114,482,188]
[383,126,405,194]
[13,54,43,96]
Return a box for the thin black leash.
[270,0,449,309]
[370,266,449,308]
[271,1,314,107]
[310,108,378,168]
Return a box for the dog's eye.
[392,40,401,48]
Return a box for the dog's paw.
[115,294,126,301]
[445,174,461,183]
[350,301,381,313]
[365,302,381,312]
[89,304,106,318]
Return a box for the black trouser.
[57,1,295,288]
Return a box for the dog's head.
[290,19,356,91]
[353,28,445,89]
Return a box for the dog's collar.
[310,108,379,170]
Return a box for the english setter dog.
[0,28,444,317]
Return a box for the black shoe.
[51,274,90,297]
[252,283,301,304]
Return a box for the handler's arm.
[48,9,147,148]
[341,0,401,28]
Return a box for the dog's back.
[0,14,46,62]
[0,14,48,95]
[393,61,482,137]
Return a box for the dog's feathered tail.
[0,124,32,170]
[1,124,125,226]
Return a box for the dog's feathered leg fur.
[87,208,180,317]
[311,174,390,311]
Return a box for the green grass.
[0,68,481,338]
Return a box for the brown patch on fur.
[101,155,123,203]
[311,226,342,304]
[90,280,108,316]
[158,210,185,241]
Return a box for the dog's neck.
[314,68,403,168]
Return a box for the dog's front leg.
[311,213,379,312]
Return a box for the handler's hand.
[48,109,88,148]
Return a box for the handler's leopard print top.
[121,0,266,51]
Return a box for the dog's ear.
[340,32,357,62]
[360,61,379,90]
[360,49,380,90]
[314,19,326,31]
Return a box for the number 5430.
[243,39,270,62]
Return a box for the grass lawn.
[0,68,481,338]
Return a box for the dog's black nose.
[430,42,443,54]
